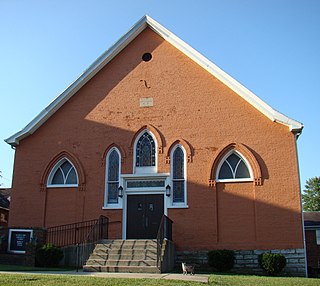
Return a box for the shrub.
[259,253,286,276]
[207,250,235,272]
[35,243,63,267]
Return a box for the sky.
[0,0,319,190]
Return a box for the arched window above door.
[134,130,157,173]
[136,132,156,167]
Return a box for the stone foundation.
[176,248,306,277]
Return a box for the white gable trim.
[5,15,303,146]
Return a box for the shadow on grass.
[0,264,76,272]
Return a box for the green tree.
[302,177,320,211]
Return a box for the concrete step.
[92,248,157,255]
[92,247,157,254]
[89,253,157,261]
[83,239,160,273]
[85,259,157,267]
[83,265,160,273]
[94,243,157,251]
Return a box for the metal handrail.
[76,215,109,271]
[46,216,109,271]
[156,215,173,270]
[47,216,108,247]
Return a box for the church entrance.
[126,194,164,239]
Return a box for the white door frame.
[120,173,170,239]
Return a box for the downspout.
[294,131,308,277]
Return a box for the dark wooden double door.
[126,194,164,239]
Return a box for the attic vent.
[142,53,152,62]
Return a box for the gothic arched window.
[47,158,78,187]
[136,132,156,167]
[105,148,120,205]
[217,151,252,181]
[171,145,186,204]
[134,131,157,174]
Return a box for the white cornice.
[5,15,303,146]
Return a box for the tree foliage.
[302,177,320,211]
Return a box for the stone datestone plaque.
[140,98,153,107]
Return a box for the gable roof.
[5,15,303,146]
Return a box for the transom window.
[217,151,252,181]
[172,146,186,204]
[106,148,120,205]
[47,158,78,187]
[127,180,165,188]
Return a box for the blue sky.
[0,0,319,189]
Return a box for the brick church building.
[5,16,305,275]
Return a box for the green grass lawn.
[0,264,75,272]
[0,273,319,286]
[210,274,319,286]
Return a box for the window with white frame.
[316,229,320,245]
[47,158,78,187]
[105,148,120,205]
[171,145,186,204]
[134,131,157,173]
[217,151,252,182]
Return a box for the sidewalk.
[0,270,209,283]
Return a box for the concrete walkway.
[0,270,209,283]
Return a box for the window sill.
[102,206,123,210]
[167,204,189,209]
[47,184,78,188]
[216,179,253,183]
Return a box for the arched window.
[134,130,157,173]
[136,132,156,167]
[105,148,120,205]
[47,158,78,187]
[171,145,186,204]
[217,151,252,181]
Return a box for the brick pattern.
[305,229,320,269]
[8,28,303,254]
[176,248,306,277]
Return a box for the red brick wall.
[9,28,303,251]
[305,229,320,268]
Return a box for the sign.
[140,98,154,107]
[8,229,33,254]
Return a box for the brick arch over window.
[102,143,126,165]
[209,143,262,187]
[40,151,86,191]
[166,139,194,163]
[129,125,165,154]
